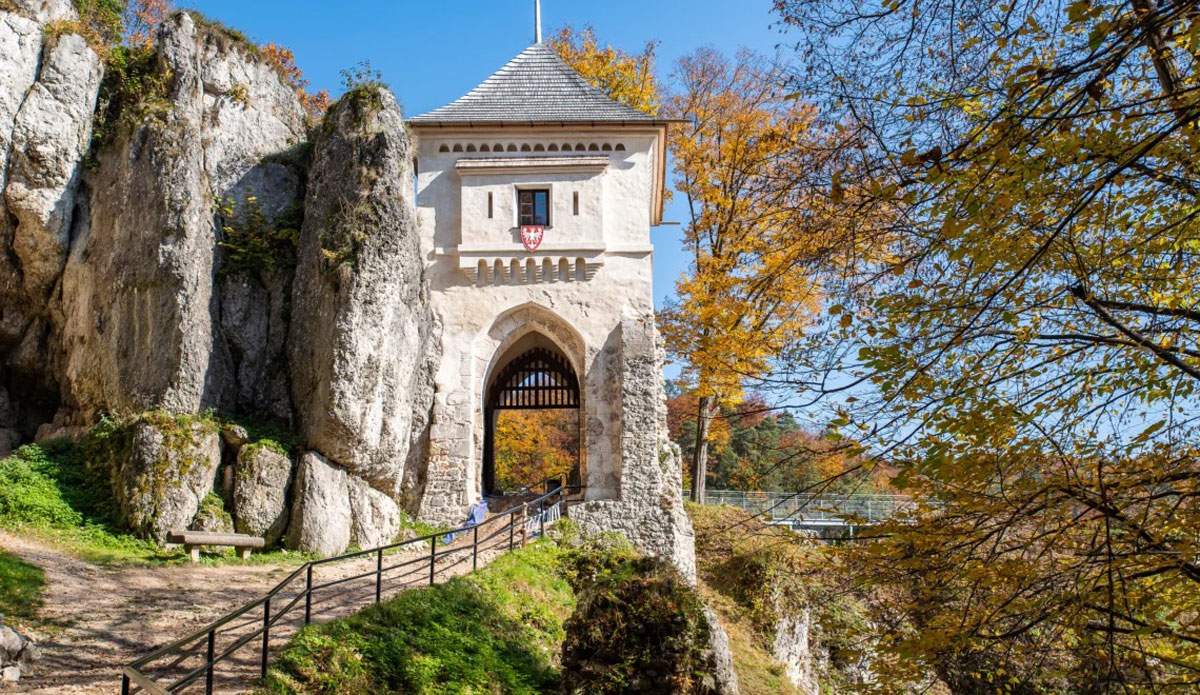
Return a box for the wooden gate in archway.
[483,347,580,495]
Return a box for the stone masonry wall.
[571,314,697,581]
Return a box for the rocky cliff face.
[0,0,88,446]
[60,11,307,420]
[288,87,435,496]
[0,9,439,556]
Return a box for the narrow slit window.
[572,191,579,216]
[518,189,550,226]
[487,192,493,219]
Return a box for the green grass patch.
[265,538,575,694]
[0,441,302,567]
[0,550,44,624]
[0,440,169,564]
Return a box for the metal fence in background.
[692,489,913,527]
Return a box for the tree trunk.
[689,396,714,503]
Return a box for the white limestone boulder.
[286,451,351,557]
[0,1,74,201]
[288,87,437,494]
[5,31,103,300]
[232,443,292,546]
[109,417,223,543]
[348,475,401,549]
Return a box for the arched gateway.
[407,5,696,580]
[483,343,581,495]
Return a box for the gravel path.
[1,515,529,694]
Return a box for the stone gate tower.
[408,11,695,576]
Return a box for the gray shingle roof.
[409,43,661,125]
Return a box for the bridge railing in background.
[689,489,914,526]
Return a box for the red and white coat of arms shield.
[520,225,544,252]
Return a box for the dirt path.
[1,518,529,694]
[0,532,298,693]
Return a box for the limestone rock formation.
[0,8,432,547]
[219,263,295,422]
[286,451,352,557]
[6,31,103,301]
[774,610,819,694]
[348,475,401,549]
[288,87,437,495]
[109,417,223,543]
[703,607,741,695]
[0,0,83,440]
[233,444,293,545]
[59,11,305,420]
[0,2,75,204]
[0,620,39,685]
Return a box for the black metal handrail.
[120,483,575,694]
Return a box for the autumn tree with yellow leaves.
[769,0,1200,687]
[660,49,840,503]
[492,409,579,492]
[548,26,660,115]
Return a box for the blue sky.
[185,0,788,310]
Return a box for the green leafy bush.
[0,441,165,563]
[560,547,720,694]
[217,195,301,277]
[338,60,386,95]
[88,42,172,165]
[70,0,124,45]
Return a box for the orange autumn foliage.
[492,409,579,492]
[124,0,170,49]
[548,26,660,116]
[261,42,330,126]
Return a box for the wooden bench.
[166,531,265,562]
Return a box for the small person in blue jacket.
[443,498,489,545]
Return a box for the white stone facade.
[410,123,695,578]
[412,126,661,511]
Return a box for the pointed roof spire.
[534,0,543,44]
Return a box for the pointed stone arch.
[475,303,589,496]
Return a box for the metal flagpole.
[534,0,542,43]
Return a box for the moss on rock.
[84,410,222,542]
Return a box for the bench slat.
[167,531,265,548]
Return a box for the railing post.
[121,673,130,695]
[304,564,313,625]
[472,525,479,572]
[509,512,516,550]
[539,500,545,538]
[429,535,436,586]
[205,629,215,695]
[372,549,381,602]
[261,597,271,680]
